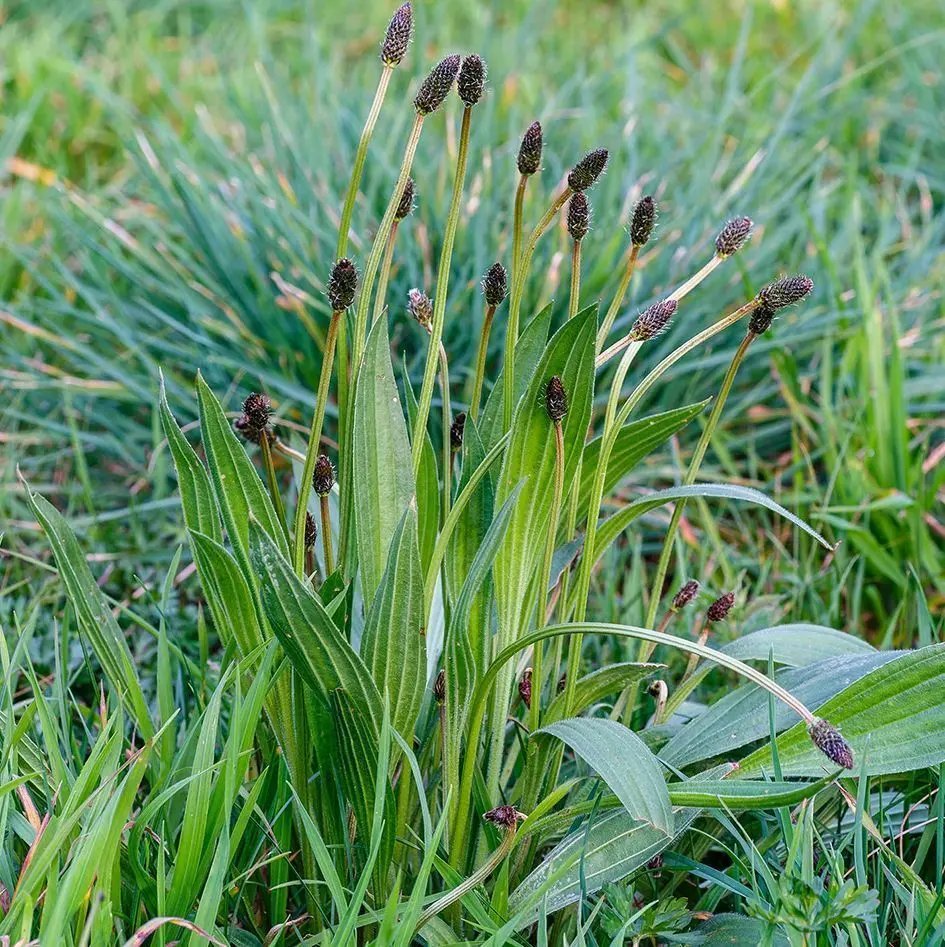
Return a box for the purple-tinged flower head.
[234,393,272,444]
[395,178,416,221]
[483,805,526,829]
[517,121,543,176]
[715,216,753,257]
[545,376,568,423]
[304,512,318,549]
[630,298,677,341]
[672,579,700,611]
[482,262,508,307]
[327,258,358,312]
[567,192,590,242]
[457,54,486,107]
[408,288,433,329]
[809,718,854,770]
[414,54,461,115]
[750,275,814,335]
[706,591,736,623]
[313,454,335,497]
[567,148,608,192]
[450,412,466,451]
[630,196,656,246]
[381,2,413,66]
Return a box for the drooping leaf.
[738,644,945,777]
[360,503,426,740]
[538,717,673,834]
[354,317,416,608]
[721,623,875,667]
[24,485,154,741]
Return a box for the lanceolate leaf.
[667,775,833,809]
[738,644,945,777]
[538,718,673,834]
[721,624,875,667]
[24,485,154,741]
[401,358,439,571]
[354,317,416,609]
[249,521,383,733]
[660,652,902,769]
[543,663,662,724]
[360,503,426,740]
[577,401,709,502]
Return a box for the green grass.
[1,0,944,943]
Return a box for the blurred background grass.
[1,0,943,647]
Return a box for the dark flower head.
[567,148,608,192]
[408,288,433,329]
[630,196,656,246]
[313,454,335,496]
[433,669,446,704]
[234,392,272,444]
[706,591,736,623]
[395,177,416,221]
[672,579,700,610]
[715,216,753,257]
[646,853,664,871]
[381,2,413,66]
[450,412,466,451]
[304,512,318,550]
[567,192,590,242]
[518,668,532,709]
[414,54,461,114]
[457,54,486,107]
[630,298,677,341]
[809,718,854,770]
[327,258,358,312]
[750,275,814,335]
[517,121,543,176]
[545,375,568,423]
[483,805,526,829]
[482,262,508,307]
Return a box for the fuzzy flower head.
[630,196,656,246]
[672,579,700,611]
[545,376,568,423]
[630,298,677,341]
[313,454,335,497]
[457,54,486,107]
[304,512,318,550]
[395,178,416,221]
[567,148,608,192]
[381,2,413,66]
[715,216,753,257]
[327,258,358,312]
[414,54,461,114]
[518,668,533,709]
[408,288,433,329]
[567,192,590,242]
[234,393,272,444]
[809,718,854,770]
[433,669,446,704]
[707,591,736,623]
[517,121,543,176]
[483,805,526,829]
[482,262,508,307]
[450,412,466,451]
[750,275,814,335]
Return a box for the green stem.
[320,493,334,577]
[292,310,340,575]
[469,304,496,421]
[373,221,400,327]
[411,106,472,478]
[511,174,528,281]
[260,433,289,545]
[438,341,452,525]
[596,244,639,354]
[568,240,582,321]
[503,187,572,431]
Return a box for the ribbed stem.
[292,310,340,575]
[438,341,452,524]
[320,493,334,577]
[412,106,472,478]
[469,304,496,421]
[372,221,400,327]
[511,174,528,280]
[596,244,639,354]
[260,433,289,545]
[568,240,582,321]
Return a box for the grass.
[1,0,944,943]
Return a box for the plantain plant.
[8,4,945,944]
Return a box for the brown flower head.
[483,805,526,829]
[517,120,543,176]
[630,195,656,246]
[433,669,446,704]
[313,454,335,497]
[630,298,677,341]
[567,192,590,242]
[715,216,753,257]
[407,288,433,329]
[518,668,533,709]
[304,512,318,550]
[672,579,700,610]
[482,262,508,307]
[234,392,272,444]
[809,718,854,770]
[706,591,736,623]
[750,275,814,335]
[414,54,461,114]
[450,412,466,451]
[545,375,568,423]
[395,177,416,221]
[381,2,413,66]
[567,148,608,192]
[327,258,358,312]
[457,54,486,107]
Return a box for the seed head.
[395,178,416,221]
[313,454,335,497]
[567,192,590,242]
[408,288,433,329]
[450,412,466,451]
[715,216,753,257]
[545,376,568,423]
[327,258,358,312]
[414,54,461,115]
[809,718,854,770]
[630,298,677,341]
[457,54,486,107]
[647,853,664,871]
[482,262,508,307]
[706,591,736,623]
[672,579,700,611]
[304,512,318,550]
[750,275,814,335]
[483,805,526,829]
[381,3,413,66]
[518,668,532,709]
[517,121,543,176]
[433,669,446,704]
[630,196,656,246]
[567,148,608,192]
[234,392,272,444]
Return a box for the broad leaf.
[696,915,790,946]
[721,623,875,667]
[667,775,833,809]
[354,317,416,608]
[543,663,661,724]
[401,358,439,571]
[538,718,673,834]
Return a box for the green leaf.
[24,485,154,741]
[543,663,662,724]
[195,372,288,566]
[660,652,901,769]
[354,317,416,608]
[538,718,673,834]
[721,623,875,667]
[696,914,790,946]
[578,401,709,502]
[248,520,382,733]
[361,503,426,740]
[667,775,833,809]
[738,644,945,777]
[159,375,221,542]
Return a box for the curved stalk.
[596,244,639,354]
[412,106,472,477]
[372,221,400,327]
[259,434,289,544]
[469,303,496,421]
[438,341,452,524]
[511,174,528,280]
[319,493,334,577]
